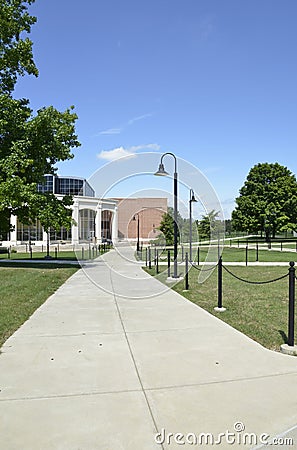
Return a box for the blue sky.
[14,0,297,219]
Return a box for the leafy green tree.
[224,219,232,236]
[232,163,297,239]
[0,0,38,94]
[179,218,199,243]
[197,210,220,240]
[159,211,174,246]
[158,207,184,245]
[0,0,80,236]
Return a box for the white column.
[95,203,102,244]
[112,206,118,243]
[42,229,48,245]
[72,199,79,244]
[10,215,17,244]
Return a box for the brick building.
[114,198,167,241]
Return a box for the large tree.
[0,0,80,235]
[158,207,183,246]
[197,210,221,240]
[232,162,297,239]
[0,0,38,95]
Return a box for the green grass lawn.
[143,245,297,263]
[0,250,77,260]
[0,264,79,347]
[144,265,294,351]
[198,246,297,263]
[0,247,111,261]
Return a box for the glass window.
[49,227,72,242]
[37,175,54,193]
[17,219,43,242]
[79,209,95,241]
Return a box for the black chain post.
[82,247,84,260]
[217,256,223,309]
[245,245,248,266]
[145,247,148,266]
[197,247,200,266]
[55,247,57,259]
[156,250,159,274]
[256,243,259,262]
[148,247,151,269]
[185,252,189,290]
[288,261,295,347]
[167,249,171,278]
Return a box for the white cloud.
[99,128,122,135]
[97,112,153,136]
[129,143,160,152]
[97,147,135,161]
[127,113,152,125]
[97,143,160,161]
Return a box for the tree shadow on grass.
[0,262,80,270]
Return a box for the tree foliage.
[158,207,183,246]
[197,210,221,240]
[0,0,80,235]
[232,163,297,239]
[0,0,38,94]
[158,211,174,246]
[179,218,199,243]
[159,208,222,244]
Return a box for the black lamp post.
[189,189,197,262]
[154,152,179,278]
[133,214,140,252]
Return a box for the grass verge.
[143,265,294,351]
[0,249,108,261]
[141,246,297,263]
[0,265,79,347]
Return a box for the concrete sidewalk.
[1,243,297,449]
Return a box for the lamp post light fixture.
[133,214,140,252]
[154,152,179,278]
[189,189,198,263]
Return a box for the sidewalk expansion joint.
[125,326,207,335]
[0,388,143,403]
[109,263,165,450]
[6,331,125,340]
[144,370,297,393]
